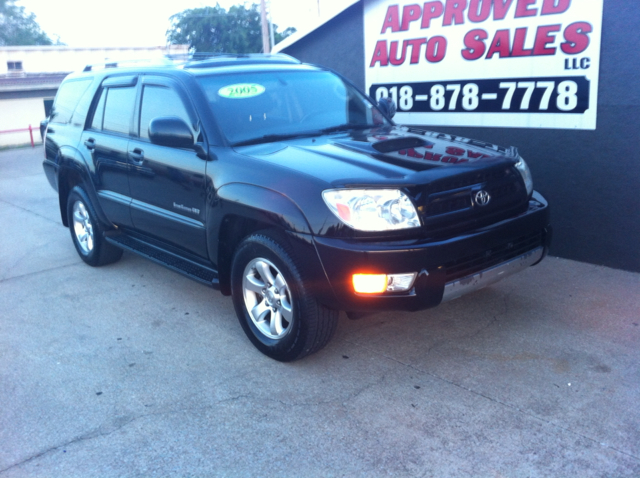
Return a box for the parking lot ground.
[1,146,639,477]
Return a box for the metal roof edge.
[272,0,361,53]
[0,45,189,52]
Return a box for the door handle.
[129,148,144,163]
[84,138,96,150]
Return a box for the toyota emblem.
[474,190,491,206]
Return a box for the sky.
[16,0,346,48]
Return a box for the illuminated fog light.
[353,272,417,294]
[353,274,388,294]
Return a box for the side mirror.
[377,97,397,119]
[148,116,194,148]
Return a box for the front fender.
[215,183,312,235]
[210,183,316,295]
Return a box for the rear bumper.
[312,191,551,312]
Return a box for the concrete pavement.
[1,146,639,477]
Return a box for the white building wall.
[0,45,189,146]
[0,98,47,147]
[0,45,189,74]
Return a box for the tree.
[0,0,53,46]
[166,3,295,54]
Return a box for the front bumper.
[441,246,543,302]
[313,191,551,312]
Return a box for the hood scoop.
[334,136,432,156]
[372,136,431,153]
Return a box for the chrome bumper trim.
[442,246,544,302]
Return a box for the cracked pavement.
[1,146,639,477]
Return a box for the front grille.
[426,180,519,217]
[443,231,544,282]
[427,194,471,215]
[417,165,528,237]
[488,181,518,200]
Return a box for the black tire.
[231,233,338,361]
[66,186,123,267]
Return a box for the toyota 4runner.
[42,54,551,361]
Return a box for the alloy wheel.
[242,257,293,339]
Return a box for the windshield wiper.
[232,131,322,147]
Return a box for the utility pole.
[269,0,275,50]
[260,0,270,53]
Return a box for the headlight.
[515,157,533,196]
[322,189,420,231]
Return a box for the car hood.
[234,126,519,187]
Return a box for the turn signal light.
[352,274,388,294]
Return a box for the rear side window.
[102,87,136,135]
[50,78,92,124]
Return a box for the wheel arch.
[212,183,314,296]
[56,147,108,228]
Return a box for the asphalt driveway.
[1,146,639,477]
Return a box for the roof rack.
[184,53,300,69]
[81,52,300,73]
[82,55,186,72]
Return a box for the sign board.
[363,0,604,129]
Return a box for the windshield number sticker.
[218,83,265,99]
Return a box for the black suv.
[42,54,551,361]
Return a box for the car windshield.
[196,69,389,145]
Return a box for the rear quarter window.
[50,78,93,124]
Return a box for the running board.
[105,234,220,288]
